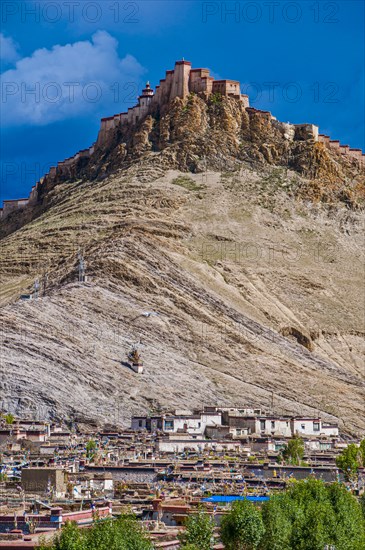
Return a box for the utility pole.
[33,279,40,300]
[77,251,85,283]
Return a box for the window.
[260,420,265,431]
[301,424,305,430]
[164,420,174,431]
[138,420,143,428]
[271,421,275,429]
[313,422,320,432]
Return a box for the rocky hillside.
[0,93,364,434]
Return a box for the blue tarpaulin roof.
[202,495,269,503]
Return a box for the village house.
[132,408,222,436]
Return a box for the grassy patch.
[172,175,204,192]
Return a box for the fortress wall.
[241,94,249,108]
[138,97,151,118]
[349,148,363,159]
[153,84,161,106]
[329,140,340,151]
[104,117,116,131]
[158,79,168,105]
[127,107,134,124]
[2,198,29,217]
[96,119,108,145]
[318,134,330,145]
[318,135,363,164]
[212,80,241,97]
[294,123,319,142]
[339,145,350,155]
[29,182,40,204]
[79,149,90,159]
[165,70,174,101]
[189,69,211,93]
[134,105,141,123]
[203,77,214,94]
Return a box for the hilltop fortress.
[1,60,364,219]
[96,60,248,147]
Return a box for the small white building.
[255,417,292,437]
[156,435,241,454]
[132,409,222,436]
[291,418,323,437]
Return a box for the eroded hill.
[0,161,364,433]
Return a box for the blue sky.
[1,0,364,202]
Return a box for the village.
[0,405,364,549]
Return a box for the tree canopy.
[39,515,153,550]
[179,509,215,550]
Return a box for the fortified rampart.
[1,60,364,219]
[318,134,364,160]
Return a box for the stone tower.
[170,60,191,100]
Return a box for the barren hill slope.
[1,162,364,433]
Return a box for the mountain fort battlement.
[1,60,364,219]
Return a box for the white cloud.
[0,31,145,127]
[0,34,20,63]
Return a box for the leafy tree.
[259,479,365,550]
[282,435,304,465]
[328,483,365,550]
[39,521,83,550]
[220,500,264,550]
[39,515,153,550]
[360,492,365,520]
[179,509,214,550]
[260,496,292,550]
[4,413,14,425]
[336,444,361,480]
[86,439,97,459]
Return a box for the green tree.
[179,509,214,550]
[259,479,365,550]
[260,496,292,550]
[39,521,83,550]
[328,483,365,550]
[4,413,14,425]
[86,439,97,459]
[360,493,365,520]
[39,515,153,550]
[220,500,264,550]
[282,435,304,465]
[336,444,361,480]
